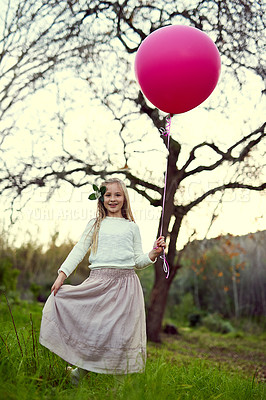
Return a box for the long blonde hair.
[90,178,135,254]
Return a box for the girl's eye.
[105,193,121,196]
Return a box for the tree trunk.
[146,208,184,342]
[232,263,239,318]
[146,263,172,342]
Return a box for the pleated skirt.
[39,268,146,375]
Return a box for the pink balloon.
[135,25,221,114]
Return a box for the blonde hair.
[90,178,135,254]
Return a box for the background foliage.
[1,228,265,328]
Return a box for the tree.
[0,0,265,341]
[173,231,266,319]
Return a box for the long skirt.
[39,268,146,375]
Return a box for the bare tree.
[0,0,265,341]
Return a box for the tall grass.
[0,296,265,400]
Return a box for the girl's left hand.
[149,236,166,261]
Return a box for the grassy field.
[0,296,265,400]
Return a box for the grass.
[0,295,265,400]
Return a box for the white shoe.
[67,366,87,385]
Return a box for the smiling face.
[103,182,125,218]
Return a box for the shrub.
[188,313,202,327]
[169,292,200,325]
[0,258,20,293]
[202,313,235,334]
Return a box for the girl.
[39,178,166,383]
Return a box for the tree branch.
[181,123,265,177]
[184,182,266,213]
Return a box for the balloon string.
[155,114,172,279]
[160,253,170,279]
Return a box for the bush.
[188,313,202,327]
[0,258,20,293]
[166,293,202,326]
[202,313,235,334]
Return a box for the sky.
[1,3,265,254]
[3,65,265,254]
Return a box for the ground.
[148,328,266,383]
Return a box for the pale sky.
[2,66,265,253]
[1,17,265,253]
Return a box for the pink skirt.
[39,268,146,374]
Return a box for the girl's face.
[103,182,125,218]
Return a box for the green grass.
[0,296,265,400]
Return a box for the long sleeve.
[133,223,155,270]
[58,219,95,278]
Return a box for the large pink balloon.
[135,25,221,114]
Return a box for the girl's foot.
[67,366,87,385]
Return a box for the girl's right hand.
[51,271,67,296]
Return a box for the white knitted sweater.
[58,216,154,277]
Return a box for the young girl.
[39,178,166,383]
